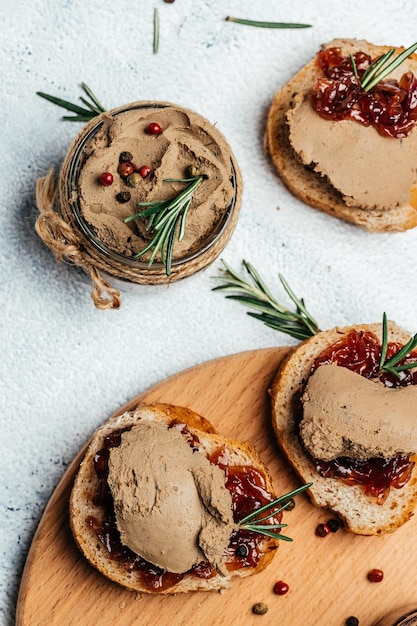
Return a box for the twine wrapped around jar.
[35,102,242,309]
[36,169,122,309]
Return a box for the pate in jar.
[36,101,242,309]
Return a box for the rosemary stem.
[213,260,319,341]
[153,7,159,54]
[225,16,311,28]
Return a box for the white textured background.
[2,0,417,623]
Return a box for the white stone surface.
[1,0,417,623]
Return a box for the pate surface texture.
[77,105,235,259]
[107,421,234,574]
[300,363,417,461]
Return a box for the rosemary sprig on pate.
[37,83,106,122]
[124,175,204,276]
[350,41,417,92]
[212,259,320,340]
[379,312,417,377]
[238,483,312,541]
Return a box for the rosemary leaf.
[361,41,417,92]
[154,7,159,54]
[165,213,181,270]
[226,16,311,29]
[245,499,295,525]
[378,312,389,371]
[246,528,294,541]
[37,92,93,116]
[213,260,320,340]
[383,334,417,369]
[247,312,318,340]
[239,484,312,526]
[81,82,106,112]
[379,312,417,377]
[37,83,106,121]
[279,273,319,336]
[361,49,395,89]
[79,96,103,114]
[243,523,287,531]
[350,54,359,79]
[178,198,192,240]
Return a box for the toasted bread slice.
[70,403,279,593]
[270,322,417,535]
[265,38,417,232]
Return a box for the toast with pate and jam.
[270,321,417,535]
[70,403,301,594]
[265,38,417,232]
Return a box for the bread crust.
[265,38,417,232]
[70,402,278,594]
[270,322,417,535]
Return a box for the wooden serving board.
[16,348,417,626]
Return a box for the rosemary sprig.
[153,7,159,54]
[237,483,312,541]
[379,312,417,378]
[37,83,106,121]
[124,176,203,275]
[212,260,320,340]
[225,16,311,29]
[350,53,359,79]
[350,41,417,92]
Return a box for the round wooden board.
[16,348,417,626]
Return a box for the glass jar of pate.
[35,101,242,309]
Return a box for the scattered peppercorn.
[315,523,331,537]
[236,544,249,558]
[186,164,208,179]
[127,173,142,187]
[326,519,340,533]
[115,191,131,203]
[164,0,175,3]
[119,151,134,163]
[273,580,289,595]
[118,162,136,178]
[187,164,201,178]
[139,165,152,178]
[345,617,359,626]
[146,122,162,135]
[252,603,268,616]
[368,568,384,583]
[99,172,113,186]
[282,498,295,511]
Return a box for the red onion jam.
[311,47,417,138]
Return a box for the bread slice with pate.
[270,322,417,535]
[70,403,284,594]
[265,38,417,232]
